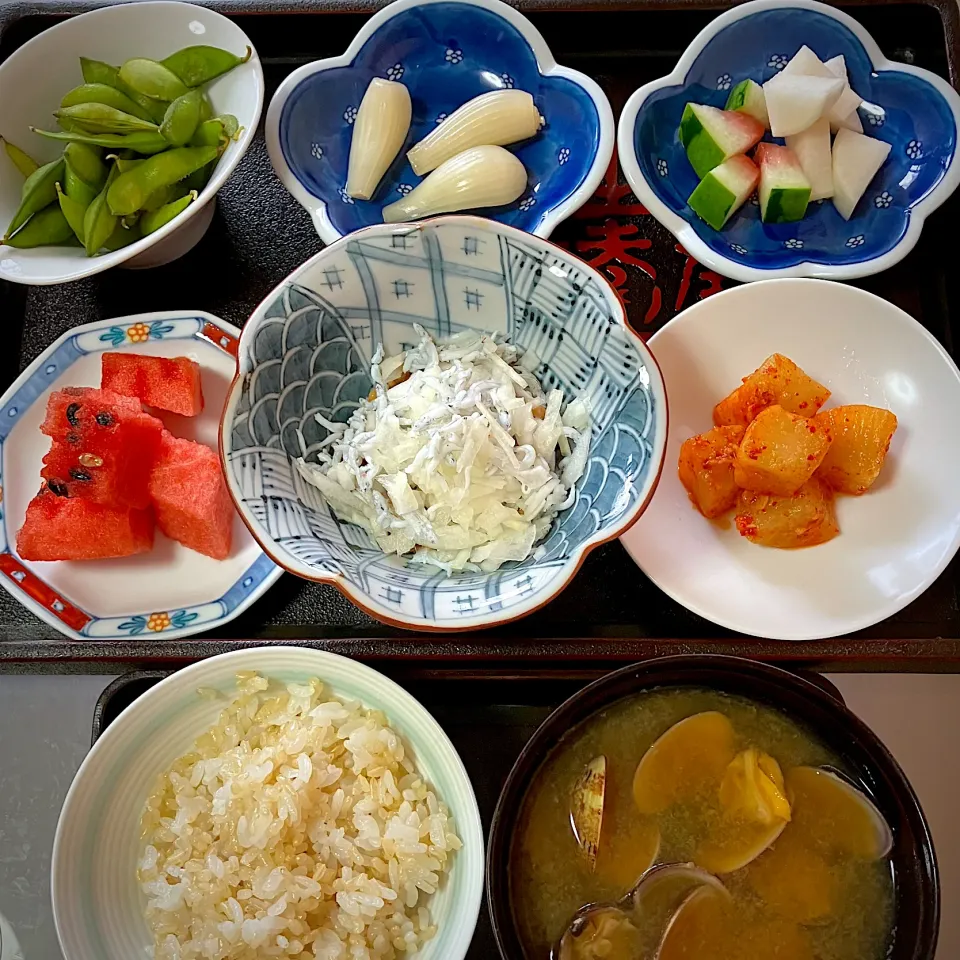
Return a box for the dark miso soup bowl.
[487,655,939,960]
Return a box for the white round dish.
[0,311,280,641]
[52,646,484,960]
[0,1,263,286]
[620,279,960,641]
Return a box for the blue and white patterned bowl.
[265,0,614,243]
[221,216,667,631]
[617,0,960,282]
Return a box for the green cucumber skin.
[763,186,811,224]
[679,105,725,179]
[688,176,736,230]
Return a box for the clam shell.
[570,755,606,869]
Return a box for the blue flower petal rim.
[616,0,960,282]
[265,0,615,244]
[0,312,282,642]
[221,215,667,632]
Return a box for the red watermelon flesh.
[101,353,204,417]
[17,486,154,561]
[149,432,234,559]
[40,387,163,509]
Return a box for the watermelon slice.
[149,432,234,560]
[756,143,811,224]
[678,103,764,178]
[785,117,834,201]
[688,155,760,229]
[40,387,163,509]
[762,72,845,137]
[101,353,204,417]
[17,485,154,561]
[832,128,892,220]
[724,79,769,129]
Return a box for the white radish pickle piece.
[832,128,892,220]
[785,117,834,201]
[782,45,835,78]
[825,55,848,80]
[756,143,811,223]
[828,85,864,133]
[777,46,863,134]
[678,103,765,178]
[688,154,760,229]
[762,72,845,137]
[724,79,770,129]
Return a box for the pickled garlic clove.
[381,144,527,222]
[570,755,606,869]
[346,78,412,200]
[406,88,544,175]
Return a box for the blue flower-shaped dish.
[265,0,614,243]
[221,216,666,631]
[617,0,960,282]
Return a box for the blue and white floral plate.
[265,0,614,243]
[617,0,960,282]
[0,312,280,641]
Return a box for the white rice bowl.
[52,648,484,960]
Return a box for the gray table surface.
[1,671,958,960]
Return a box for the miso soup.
[510,688,894,960]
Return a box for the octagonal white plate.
[620,279,960,641]
[0,311,280,641]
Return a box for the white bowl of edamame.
[0,1,263,285]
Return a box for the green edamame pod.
[181,161,214,194]
[190,118,226,148]
[113,157,145,174]
[106,144,217,216]
[103,220,142,251]
[4,203,74,248]
[1,137,39,177]
[79,57,168,123]
[83,164,120,257]
[4,156,65,239]
[142,183,175,212]
[54,103,159,135]
[160,88,203,147]
[64,142,107,188]
[141,189,197,236]
[161,45,252,87]
[63,163,98,206]
[218,114,240,140]
[56,182,87,242]
[30,128,171,155]
[60,83,154,123]
[199,94,213,123]
[118,58,189,102]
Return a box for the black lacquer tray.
[2,0,960,665]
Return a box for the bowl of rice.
[221,215,667,631]
[51,646,484,960]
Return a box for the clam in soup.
[510,688,894,960]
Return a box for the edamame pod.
[103,220,142,251]
[30,128,171,155]
[63,162,98,206]
[160,88,203,147]
[118,58,189,102]
[142,183,174,212]
[113,157,144,174]
[218,114,240,139]
[4,203,74,248]
[106,145,217,216]
[1,137,39,177]
[83,164,120,256]
[80,58,169,124]
[141,189,197,235]
[4,156,65,238]
[64,142,107,188]
[60,83,155,123]
[190,118,226,148]
[161,45,252,87]
[56,182,87,242]
[54,103,159,135]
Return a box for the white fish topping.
[297,326,591,573]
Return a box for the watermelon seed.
[69,468,92,482]
[66,432,80,444]
[47,479,69,497]
[95,411,114,427]
[78,453,103,468]
[65,402,81,427]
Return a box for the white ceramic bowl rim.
[264,0,615,243]
[220,214,668,631]
[0,1,264,286]
[51,646,485,960]
[616,0,960,282]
